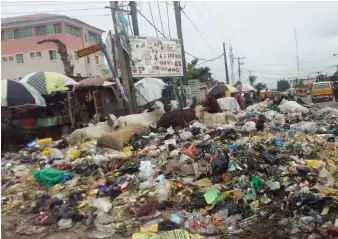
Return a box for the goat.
[68,114,118,145]
[195,105,238,127]
[157,107,196,129]
[117,101,165,128]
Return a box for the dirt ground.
[1,215,130,239]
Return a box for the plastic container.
[37,138,53,145]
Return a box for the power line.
[2,7,106,15]
[137,9,166,37]
[190,2,222,41]
[196,54,224,66]
[181,9,218,54]
[2,1,106,6]
[157,2,165,37]
[202,1,229,40]
[148,2,158,38]
[165,1,171,38]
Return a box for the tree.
[277,79,291,92]
[37,39,74,77]
[186,59,211,82]
[316,74,328,82]
[248,75,257,86]
[293,78,304,88]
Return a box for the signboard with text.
[77,44,101,58]
[129,36,183,78]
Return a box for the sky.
[2,1,338,88]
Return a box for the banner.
[129,36,183,78]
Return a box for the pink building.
[1,13,105,80]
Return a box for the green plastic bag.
[251,175,263,190]
[32,168,67,187]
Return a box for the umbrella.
[20,72,78,96]
[78,77,114,86]
[206,83,239,96]
[236,83,256,92]
[1,79,46,108]
[134,78,165,106]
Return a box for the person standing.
[237,93,245,110]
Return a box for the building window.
[87,57,90,64]
[49,50,57,60]
[36,52,42,58]
[1,31,4,41]
[14,28,33,39]
[74,51,79,60]
[88,73,92,77]
[7,30,14,40]
[76,73,81,77]
[54,24,61,34]
[16,54,24,64]
[89,33,99,42]
[35,26,47,36]
[95,56,99,64]
[30,52,36,58]
[65,25,80,37]
[84,33,88,42]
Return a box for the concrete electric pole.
[110,1,135,113]
[234,57,245,81]
[223,42,230,84]
[129,1,139,36]
[174,1,187,85]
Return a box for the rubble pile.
[2,101,338,239]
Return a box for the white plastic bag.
[50,148,64,159]
[279,99,309,114]
[155,180,170,202]
[242,121,256,132]
[180,130,193,140]
[290,122,318,134]
[138,161,155,181]
[92,198,112,213]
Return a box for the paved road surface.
[298,95,338,109]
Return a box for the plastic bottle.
[37,138,53,145]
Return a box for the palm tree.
[248,75,257,86]
[187,59,211,82]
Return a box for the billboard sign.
[77,44,101,58]
[129,36,183,78]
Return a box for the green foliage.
[187,59,211,82]
[293,78,304,88]
[316,74,328,82]
[248,75,257,86]
[277,79,291,92]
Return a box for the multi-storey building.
[1,13,105,80]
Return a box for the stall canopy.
[77,78,114,87]
[217,97,241,111]
[134,78,166,106]
[236,83,256,92]
[20,72,78,96]
[206,83,239,96]
[1,79,46,108]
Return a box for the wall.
[1,21,104,79]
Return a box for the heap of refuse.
[2,99,338,239]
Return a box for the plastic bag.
[290,122,318,134]
[317,168,334,187]
[49,148,64,159]
[242,121,256,132]
[68,148,81,161]
[155,180,170,202]
[138,161,155,181]
[180,130,193,140]
[58,219,72,229]
[279,100,309,114]
[92,198,112,213]
[32,168,68,187]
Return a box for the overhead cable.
[148,2,158,37]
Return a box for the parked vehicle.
[296,89,307,97]
[311,82,334,102]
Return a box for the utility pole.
[295,28,300,79]
[110,1,135,113]
[316,71,321,82]
[234,57,245,81]
[129,1,139,36]
[223,42,230,84]
[174,1,187,85]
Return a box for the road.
[298,95,338,109]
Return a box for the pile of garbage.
[2,100,338,239]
